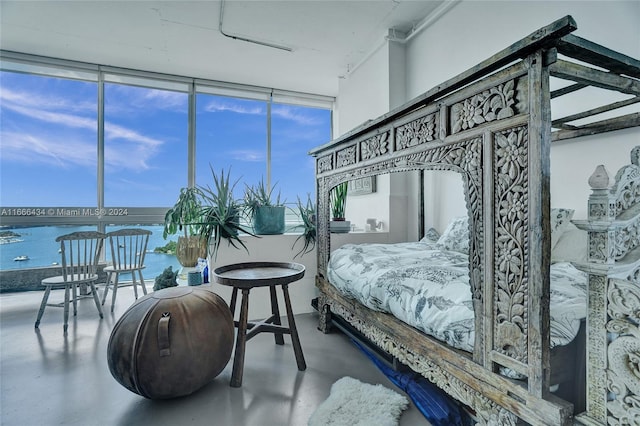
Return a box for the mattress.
[327,241,587,353]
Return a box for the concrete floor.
[0,286,432,426]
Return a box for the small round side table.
[213,261,307,387]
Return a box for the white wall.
[337,1,638,228]
[388,40,407,110]
[423,170,467,233]
[406,1,639,97]
[405,1,640,220]
[336,39,414,240]
[207,234,317,320]
[343,174,390,233]
[337,40,391,132]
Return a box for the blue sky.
[0,71,331,208]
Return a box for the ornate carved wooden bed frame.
[309,16,640,425]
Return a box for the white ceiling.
[0,0,446,97]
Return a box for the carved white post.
[586,165,616,264]
[575,147,640,425]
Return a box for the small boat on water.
[13,255,29,261]
[0,238,24,245]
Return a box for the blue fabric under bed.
[353,339,474,426]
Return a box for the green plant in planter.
[153,266,179,291]
[292,194,316,258]
[244,178,287,235]
[330,181,348,220]
[163,186,207,267]
[198,166,255,261]
[329,181,350,233]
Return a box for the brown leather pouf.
[107,286,234,399]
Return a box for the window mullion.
[267,93,272,190]
[188,82,197,188]
[97,72,105,232]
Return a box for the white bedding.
[327,241,587,353]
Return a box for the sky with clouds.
[0,71,330,207]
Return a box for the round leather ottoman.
[107,285,234,399]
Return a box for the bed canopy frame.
[309,16,640,425]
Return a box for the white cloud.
[0,130,96,169]
[1,87,164,171]
[107,85,187,113]
[228,149,264,162]
[106,177,165,193]
[1,87,95,115]
[272,105,321,126]
[141,89,186,108]
[1,128,157,172]
[104,123,163,147]
[202,101,321,126]
[5,103,96,131]
[104,142,154,171]
[204,100,265,115]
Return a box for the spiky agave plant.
[243,177,284,216]
[198,165,255,261]
[292,194,316,258]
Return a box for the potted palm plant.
[329,181,350,233]
[163,186,208,267]
[198,166,255,261]
[244,178,286,235]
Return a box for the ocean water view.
[0,225,181,279]
[0,213,306,279]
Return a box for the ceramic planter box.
[253,206,285,235]
[329,220,351,233]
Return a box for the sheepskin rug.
[308,376,409,426]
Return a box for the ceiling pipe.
[218,0,293,52]
[342,0,460,78]
[386,0,461,44]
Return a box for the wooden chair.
[35,231,106,334]
[102,228,151,312]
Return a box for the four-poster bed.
[309,16,640,425]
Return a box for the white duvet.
[327,241,587,353]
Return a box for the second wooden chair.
[102,228,151,312]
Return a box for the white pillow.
[551,222,588,264]
[432,209,573,255]
[420,227,440,243]
[550,208,575,249]
[436,216,469,254]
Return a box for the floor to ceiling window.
[195,88,332,205]
[271,102,332,204]
[0,52,334,276]
[103,76,189,207]
[195,93,267,199]
[0,70,98,207]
